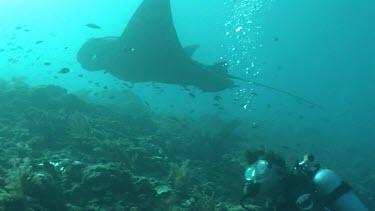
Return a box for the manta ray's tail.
[229,75,323,109]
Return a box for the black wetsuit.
[276,174,320,211]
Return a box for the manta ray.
[77,0,232,92]
[77,0,321,107]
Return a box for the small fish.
[251,123,259,129]
[182,86,191,91]
[35,40,43,44]
[123,82,134,88]
[103,86,108,90]
[15,26,22,30]
[123,47,135,53]
[44,62,51,66]
[64,47,69,50]
[250,92,259,96]
[24,29,30,32]
[78,74,83,77]
[273,37,279,42]
[85,23,102,30]
[152,82,161,89]
[0,49,4,52]
[59,68,71,74]
[280,145,291,150]
[214,95,222,101]
[188,92,196,98]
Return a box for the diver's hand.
[243,183,260,197]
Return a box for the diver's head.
[245,160,272,182]
[241,148,288,210]
[245,159,285,189]
[303,154,314,163]
[241,159,286,210]
[76,37,118,71]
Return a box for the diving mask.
[245,160,271,183]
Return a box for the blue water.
[0,0,374,198]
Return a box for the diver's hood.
[244,160,284,204]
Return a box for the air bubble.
[236,26,243,32]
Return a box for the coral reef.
[0,81,247,210]
[0,80,372,210]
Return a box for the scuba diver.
[240,150,369,211]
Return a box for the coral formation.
[0,81,248,210]
[0,80,372,210]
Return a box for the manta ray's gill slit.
[223,0,274,110]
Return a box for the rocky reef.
[0,79,247,211]
[0,79,373,210]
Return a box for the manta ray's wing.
[120,0,185,62]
